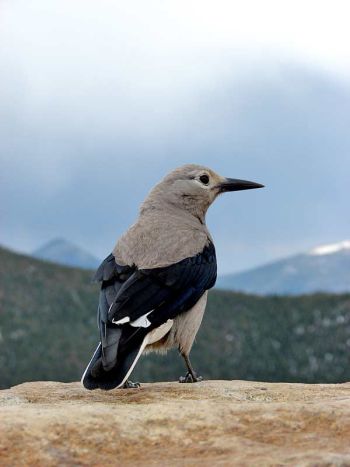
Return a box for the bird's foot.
[179,372,203,383]
[122,380,141,389]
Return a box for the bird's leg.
[179,353,203,383]
[122,380,141,389]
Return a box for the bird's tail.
[81,325,147,390]
[81,320,174,390]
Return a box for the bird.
[81,164,264,390]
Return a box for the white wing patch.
[111,316,130,325]
[111,311,154,327]
[129,311,153,328]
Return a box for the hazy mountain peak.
[217,239,350,295]
[309,240,350,256]
[32,238,100,270]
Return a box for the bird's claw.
[123,380,141,389]
[179,373,203,383]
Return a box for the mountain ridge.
[1,244,350,389]
[217,240,350,295]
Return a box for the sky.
[1,0,350,274]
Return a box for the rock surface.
[1,380,350,466]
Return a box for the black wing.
[108,242,216,326]
[82,242,216,390]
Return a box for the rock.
[0,380,350,466]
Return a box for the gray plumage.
[113,164,218,359]
[113,164,217,269]
[146,291,208,356]
[82,164,263,390]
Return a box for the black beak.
[218,178,264,193]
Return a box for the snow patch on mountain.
[217,239,350,295]
[309,240,350,256]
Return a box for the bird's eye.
[199,174,210,185]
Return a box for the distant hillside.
[1,246,350,389]
[217,240,350,295]
[32,238,100,270]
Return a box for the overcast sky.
[1,0,350,274]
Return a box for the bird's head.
[141,164,264,222]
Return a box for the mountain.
[1,245,350,389]
[32,238,100,270]
[217,241,350,295]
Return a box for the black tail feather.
[81,334,147,390]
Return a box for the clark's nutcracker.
[82,164,263,390]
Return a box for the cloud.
[1,1,350,273]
